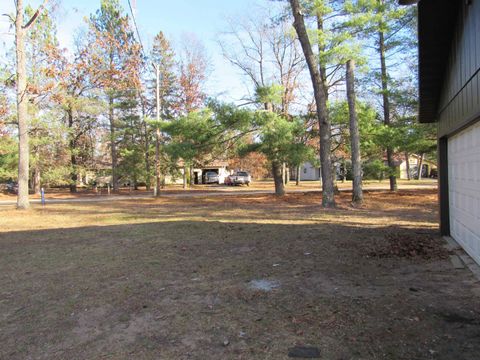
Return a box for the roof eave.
[416,0,461,123]
[399,0,419,4]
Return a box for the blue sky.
[1,0,275,102]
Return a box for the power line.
[126,0,146,58]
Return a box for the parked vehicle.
[227,171,251,186]
[6,181,18,194]
[204,171,219,184]
[224,174,234,186]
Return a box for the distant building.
[291,162,344,182]
[297,162,321,181]
[164,160,230,185]
[193,161,230,184]
[398,154,437,180]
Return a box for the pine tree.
[150,32,178,120]
[289,0,336,207]
[51,43,103,193]
[149,31,177,195]
[354,0,416,190]
[346,59,363,204]
[23,4,60,194]
[87,0,142,191]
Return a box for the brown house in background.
[403,0,480,264]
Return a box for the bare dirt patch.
[1,189,479,359]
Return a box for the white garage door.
[448,121,480,265]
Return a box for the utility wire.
[126,0,146,58]
[126,0,150,111]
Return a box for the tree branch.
[2,13,15,23]
[23,0,49,29]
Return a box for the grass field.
[0,178,438,200]
[1,189,479,359]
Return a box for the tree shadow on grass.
[0,217,479,360]
[0,189,439,236]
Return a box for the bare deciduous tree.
[178,34,209,115]
[219,13,305,113]
[219,12,307,195]
[14,0,49,209]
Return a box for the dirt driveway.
[0,190,479,359]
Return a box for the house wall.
[399,158,417,179]
[164,174,184,185]
[437,0,480,138]
[299,162,320,181]
[399,157,436,179]
[218,167,229,184]
[434,0,480,265]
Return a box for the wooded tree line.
[1,0,436,209]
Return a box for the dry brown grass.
[1,189,479,360]
[0,179,437,200]
[0,189,438,232]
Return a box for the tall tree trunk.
[346,60,363,205]
[67,109,78,193]
[296,164,300,186]
[316,15,328,100]
[33,164,41,195]
[133,174,138,190]
[141,103,151,191]
[290,0,335,207]
[417,153,424,180]
[155,128,161,196]
[189,165,194,186]
[379,29,397,191]
[405,152,411,180]
[144,142,151,191]
[282,162,288,185]
[70,150,78,192]
[145,155,151,190]
[15,0,30,209]
[108,94,118,192]
[272,161,285,196]
[183,166,187,189]
[154,65,161,196]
